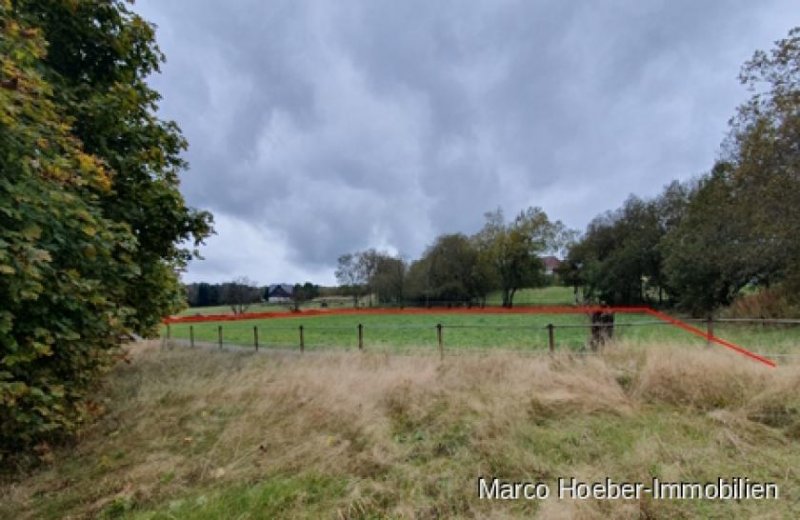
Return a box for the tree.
[476,207,568,307]
[559,27,800,314]
[660,26,800,314]
[585,197,663,305]
[562,182,692,307]
[290,282,320,311]
[370,255,406,305]
[1,2,134,460]
[15,0,213,335]
[355,249,382,306]
[220,277,261,315]
[185,283,199,307]
[427,234,494,304]
[725,27,800,298]
[0,1,212,460]
[335,253,368,306]
[196,282,221,307]
[403,256,434,305]
[661,162,769,314]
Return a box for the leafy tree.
[15,0,213,335]
[355,249,382,306]
[370,255,406,305]
[290,282,320,311]
[336,249,404,306]
[185,283,199,307]
[403,256,434,306]
[428,234,493,304]
[563,182,691,307]
[335,253,368,306]
[662,163,772,315]
[725,27,800,297]
[591,197,663,304]
[476,207,568,307]
[661,27,800,314]
[220,277,261,315]
[197,282,221,307]
[0,1,211,461]
[401,235,496,306]
[1,3,133,460]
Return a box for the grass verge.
[1,341,799,519]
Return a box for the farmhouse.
[541,256,562,275]
[267,283,294,302]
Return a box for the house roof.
[268,283,294,296]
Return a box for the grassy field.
[164,311,800,356]
[178,286,578,317]
[485,285,577,305]
[2,341,799,519]
[178,297,354,317]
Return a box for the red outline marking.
[643,308,776,368]
[163,305,776,368]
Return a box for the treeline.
[336,207,571,308]
[185,281,261,308]
[561,27,800,316]
[185,279,321,313]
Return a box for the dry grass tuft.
[630,343,774,409]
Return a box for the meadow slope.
[2,342,799,519]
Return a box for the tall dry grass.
[2,340,797,519]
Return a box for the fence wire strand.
[162,315,800,359]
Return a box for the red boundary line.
[163,305,776,368]
[643,308,776,368]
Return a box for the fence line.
[163,316,799,360]
[712,318,800,325]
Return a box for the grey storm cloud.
[135,0,798,285]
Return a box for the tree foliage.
[727,27,800,292]
[663,28,800,314]
[563,194,679,305]
[335,249,407,306]
[397,208,567,308]
[220,277,261,315]
[335,253,369,306]
[564,27,800,315]
[370,255,406,305]
[0,1,212,461]
[291,282,320,311]
[15,0,213,334]
[476,208,568,307]
[404,234,492,305]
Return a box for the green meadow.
[164,311,800,356]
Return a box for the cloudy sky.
[134,0,798,286]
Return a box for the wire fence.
[160,316,800,360]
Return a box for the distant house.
[540,256,562,275]
[267,283,294,302]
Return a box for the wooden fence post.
[706,316,713,347]
[299,325,305,353]
[189,325,194,348]
[547,323,555,354]
[437,323,443,360]
[358,323,363,350]
[218,325,223,350]
[254,325,259,351]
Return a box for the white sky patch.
[183,213,336,285]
